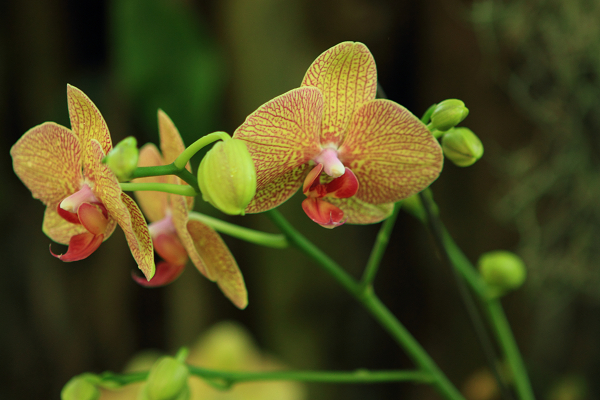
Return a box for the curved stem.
[130,164,200,192]
[174,131,231,169]
[120,182,197,197]
[266,210,464,400]
[360,202,402,289]
[188,211,288,249]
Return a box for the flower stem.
[266,209,465,400]
[360,201,402,289]
[174,131,231,170]
[120,182,198,197]
[188,211,288,249]
[129,164,200,192]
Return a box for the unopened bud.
[103,136,139,182]
[441,127,483,167]
[428,99,469,132]
[145,356,189,400]
[478,251,526,298]
[61,374,100,400]
[198,137,257,215]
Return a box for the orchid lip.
[60,184,99,214]
[313,147,345,178]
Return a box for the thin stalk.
[129,164,200,192]
[174,131,231,169]
[266,209,465,400]
[188,211,288,249]
[120,182,197,197]
[360,202,402,289]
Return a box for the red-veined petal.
[133,143,169,223]
[11,122,83,206]
[67,85,112,159]
[186,219,248,309]
[132,261,185,287]
[43,205,88,245]
[233,87,323,213]
[326,196,395,225]
[301,42,377,145]
[339,99,443,204]
[50,232,104,262]
[301,197,345,228]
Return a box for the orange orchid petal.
[87,140,154,279]
[78,203,109,235]
[186,219,248,309]
[339,99,443,204]
[170,194,209,276]
[66,85,112,160]
[50,232,104,262]
[133,143,169,223]
[301,197,345,228]
[11,122,83,206]
[153,232,189,267]
[132,261,185,287]
[233,87,323,213]
[326,196,395,225]
[157,110,194,210]
[302,42,377,145]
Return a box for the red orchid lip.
[50,232,104,262]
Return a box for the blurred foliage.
[472,0,600,299]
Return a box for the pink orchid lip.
[313,147,345,178]
[59,184,99,214]
[148,215,189,267]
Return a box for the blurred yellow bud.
[429,99,469,132]
[61,374,100,400]
[145,356,189,400]
[478,251,526,298]
[102,136,139,182]
[441,127,484,167]
[198,137,257,215]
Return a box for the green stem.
[188,211,288,249]
[360,202,402,289]
[120,182,197,197]
[266,210,464,400]
[129,164,200,193]
[174,131,231,170]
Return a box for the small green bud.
[478,251,526,298]
[102,136,139,182]
[198,137,257,215]
[61,374,101,400]
[145,356,189,400]
[441,127,484,167]
[428,99,469,132]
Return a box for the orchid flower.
[11,85,155,279]
[233,41,443,228]
[132,110,247,309]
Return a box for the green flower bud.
[478,251,526,298]
[441,127,484,167]
[198,137,257,215]
[102,136,139,182]
[61,374,101,400]
[145,356,189,400]
[428,99,469,132]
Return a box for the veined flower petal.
[43,205,88,245]
[233,87,323,213]
[301,42,377,145]
[326,196,395,225]
[11,122,83,206]
[50,232,104,262]
[301,197,345,228]
[339,99,443,204]
[132,261,185,287]
[133,143,170,223]
[67,85,112,159]
[186,219,248,309]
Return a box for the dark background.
[1,0,599,399]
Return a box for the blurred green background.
[1,0,599,399]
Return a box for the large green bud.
[428,99,469,132]
[143,356,190,400]
[478,251,527,298]
[102,136,139,182]
[61,374,101,400]
[441,127,484,167]
[198,137,257,215]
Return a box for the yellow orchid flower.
[11,85,155,279]
[234,42,443,228]
[132,110,247,309]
